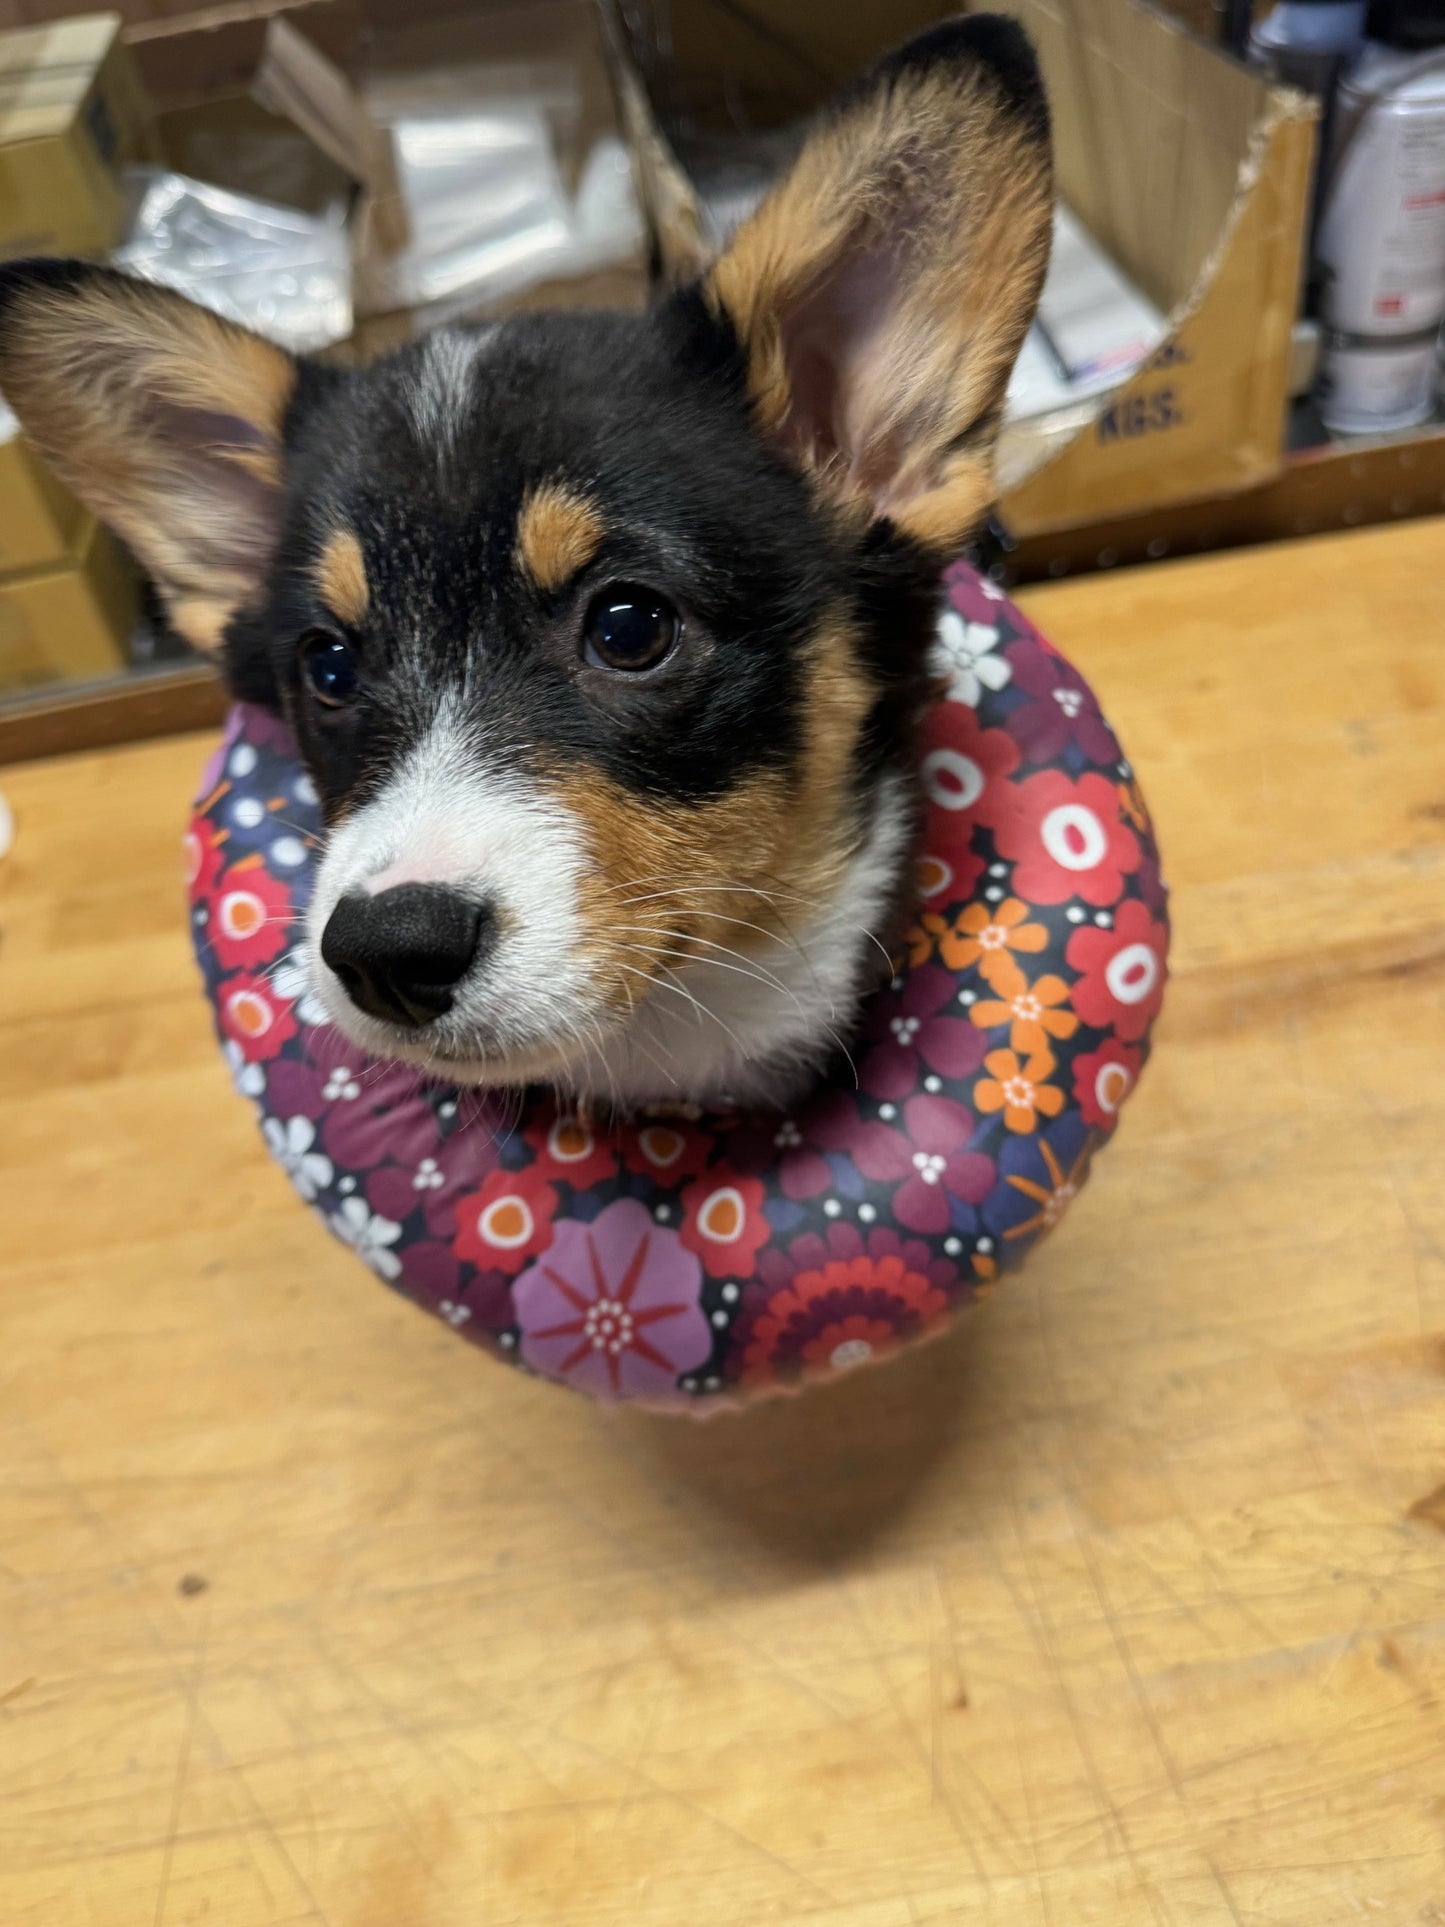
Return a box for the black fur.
[231,291,941,827]
[3,12,1045,852]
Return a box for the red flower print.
[1066,900,1168,1043]
[860,962,986,1101]
[209,856,292,969]
[219,970,298,1061]
[184,825,224,901]
[453,1166,559,1275]
[737,1251,949,1388]
[757,1221,958,1299]
[523,1110,618,1189]
[968,971,1078,1055]
[1073,1040,1143,1130]
[918,703,1019,865]
[679,1167,770,1279]
[915,851,959,907]
[514,1199,710,1402]
[989,770,1141,907]
[618,1118,713,1183]
[975,1048,1065,1134]
[935,897,1048,994]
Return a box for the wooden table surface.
[2,520,1443,1927]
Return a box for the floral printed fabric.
[187,562,1168,1409]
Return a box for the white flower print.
[323,1065,361,1102]
[328,1196,403,1279]
[933,610,1012,706]
[270,946,328,1027]
[774,1120,802,1149]
[222,1039,266,1101]
[262,1115,334,1201]
[412,1157,445,1191]
[439,1300,471,1327]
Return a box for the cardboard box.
[130,3,405,258]
[0,13,159,260]
[0,398,87,574]
[604,0,1319,538]
[0,513,138,691]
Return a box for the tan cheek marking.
[515,484,605,593]
[545,619,881,1017]
[316,528,370,627]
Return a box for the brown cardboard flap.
[255,11,402,238]
[128,1,363,109]
[607,0,1318,530]
[1002,100,1318,534]
[1014,0,1291,312]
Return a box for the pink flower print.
[514,1199,711,1401]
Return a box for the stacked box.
[0,13,159,261]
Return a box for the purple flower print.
[398,1240,516,1332]
[513,1199,711,1402]
[840,1094,995,1235]
[860,963,986,1101]
[264,1054,331,1124]
[1005,637,1118,766]
[366,1128,494,1239]
[320,1061,444,1170]
[942,558,1010,627]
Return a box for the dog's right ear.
[0,261,299,653]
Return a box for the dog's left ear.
[0,261,298,653]
[703,14,1052,553]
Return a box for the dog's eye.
[583,585,680,673]
[302,632,359,708]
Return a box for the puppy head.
[0,17,1050,1095]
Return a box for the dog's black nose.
[321,884,489,1029]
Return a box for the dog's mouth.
[308,953,625,1090]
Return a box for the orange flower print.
[975,1048,1065,1134]
[968,972,1078,1054]
[904,910,948,968]
[937,898,1048,992]
[1002,1137,1093,1242]
[1118,776,1152,836]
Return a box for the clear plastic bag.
[112,168,352,352]
[358,105,642,323]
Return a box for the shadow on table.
[618,1299,1016,1577]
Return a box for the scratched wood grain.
[2,518,1444,1927]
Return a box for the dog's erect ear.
[703,15,1052,553]
[0,261,298,653]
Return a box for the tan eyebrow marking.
[316,528,369,626]
[515,483,605,593]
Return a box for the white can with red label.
[1318,41,1445,430]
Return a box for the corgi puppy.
[0,15,1051,1108]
